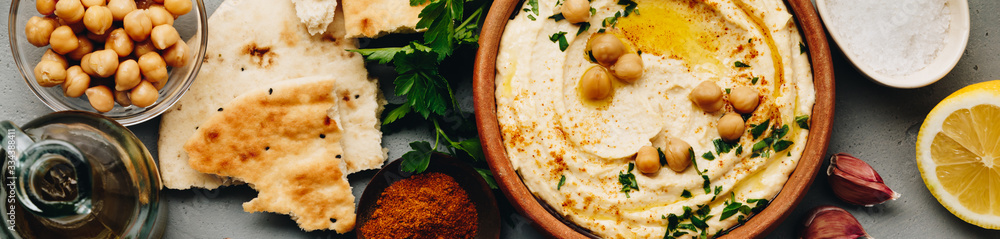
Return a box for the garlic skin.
[827,153,901,206]
[801,206,872,239]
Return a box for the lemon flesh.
[918,80,1000,229]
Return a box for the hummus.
[495,0,815,238]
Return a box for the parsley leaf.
[549,13,565,21]
[713,139,734,154]
[400,141,434,173]
[658,147,668,166]
[549,31,569,51]
[750,119,770,139]
[773,140,794,152]
[619,163,640,198]
[751,76,759,84]
[702,151,715,160]
[577,22,591,36]
[702,175,711,194]
[558,175,566,190]
[690,147,701,175]
[681,189,692,198]
[734,61,751,68]
[800,42,808,54]
[795,115,810,129]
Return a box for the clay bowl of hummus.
[473,0,835,238]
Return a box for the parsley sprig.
[350,0,495,188]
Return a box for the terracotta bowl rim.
[472,0,836,238]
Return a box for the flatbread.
[185,76,355,233]
[291,0,338,35]
[158,0,386,190]
[341,0,426,38]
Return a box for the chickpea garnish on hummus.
[495,0,816,237]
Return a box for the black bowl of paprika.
[356,154,501,239]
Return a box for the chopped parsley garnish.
[725,88,731,94]
[602,11,621,27]
[658,147,668,166]
[577,22,591,35]
[752,138,773,153]
[702,175,711,194]
[750,119,770,139]
[720,195,769,221]
[734,61,751,68]
[548,13,565,21]
[800,42,808,54]
[735,146,743,155]
[557,175,566,190]
[680,190,692,199]
[713,139,734,154]
[549,31,569,51]
[702,151,715,160]
[795,115,810,129]
[523,0,539,20]
[773,140,794,152]
[689,147,701,175]
[619,0,639,16]
[741,113,752,121]
[751,76,760,84]
[618,162,640,198]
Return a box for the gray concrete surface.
[1,0,999,238]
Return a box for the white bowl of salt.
[816,0,970,88]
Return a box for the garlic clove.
[801,206,872,239]
[827,153,901,206]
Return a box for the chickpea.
[635,146,661,174]
[730,86,760,114]
[150,25,179,50]
[90,49,120,77]
[66,37,94,60]
[105,28,134,57]
[129,80,158,107]
[54,0,85,23]
[107,0,137,21]
[25,16,58,47]
[164,0,192,16]
[589,33,626,66]
[81,0,106,8]
[138,52,168,82]
[561,0,590,24]
[80,53,97,75]
[114,90,132,107]
[133,40,157,58]
[580,66,612,100]
[33,60,67,87]
[718,112,745,142]
[153,77,168,90]
[87,30,110,43]
[123,10,153,42]
[663,138,692,172]
[163,40,190,67]
[41,49,69,69]
[49,26,80,54]
[611,53,643,82]
[689,81,724,112]
[63,66,91,97]
[36,0,56,15]
[85,85,115,112]
[146,6,174,26]
[83,5,113,35]
[115,59,141,91]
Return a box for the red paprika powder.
[359,172,478,239]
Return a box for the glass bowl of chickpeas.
[9,0,207,126]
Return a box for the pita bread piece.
[158,0,386,190]
[185,77,355,233]
[342,0,427,38]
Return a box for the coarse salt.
[825,0,951,77]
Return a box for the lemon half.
[916,80,1000,229]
